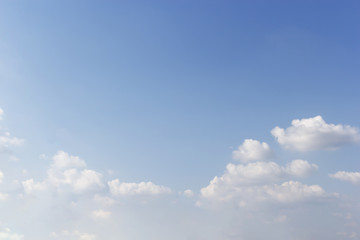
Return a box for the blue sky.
[0,1,359,239]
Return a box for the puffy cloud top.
[330,171,360,185]
[285,159,319,177]
[52,151,86,170]
[271,116,360,151]
[22,151,103,194]
[263,181,325,203]
[200,160,319,202]
[232,139,274,162]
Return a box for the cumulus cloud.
[200,160,320,203]
[285,159,318,177]
[91,209,111,220]
[330,171,360,184]
[0,171,3,184]
[0,228,24,240]
[201,179,326,204]
[22,151,104,194]
[22,178,47,194]
[108,180,172,196]
[205,160,317,188]
[51,151,86,170]
[262,181,325,203]
[271,115,360,151]
[183,189,194,197]
[48,168,104,193]
[0,108,3,120]
[232,139,274,162]
[0,131,24,153]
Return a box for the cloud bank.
[330,171,360,184]
[271,116,360,151]
[108,180,172,196]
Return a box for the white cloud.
[200,160,320,203]
[262,181,325,203]
[232,139,274,162]
[0,171,3,184]
[22,178,47,194]
[183,189,194,197]
[285,159,318,177]
[204,160,317,189]
[91,209,111,220]
[271,115,360,151]
[0,228,24,240]
[0,132,24,151]
[108,179,172,196]
[67,169,103,192]
[47,168,104,193]
[52,151,86,170]
[330,171,360,184]
[22,151,104,194]
[0,108,3,120]
[201,179,326,204]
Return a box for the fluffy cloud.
[271,115,360,151]
[0,108,3,120]
[0,228,24,240]
[201,179,325,204]
[91,209,111,220]
[22,178,47,194]
[206,160,317,187]
[108,180,172,196]
[22,151,104,194]
[200,160,319,203]
[51,151,86,170]
[285,159,318,177]
[183,189,194,197]
[0,171,3,184]
[47,168,104,193]
[262,181,325,203]
[0,131,24,153]
[232,139,274,162]
[330,171,360,184]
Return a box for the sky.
[0,1,360,239]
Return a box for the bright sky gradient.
[0,1,360,239]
